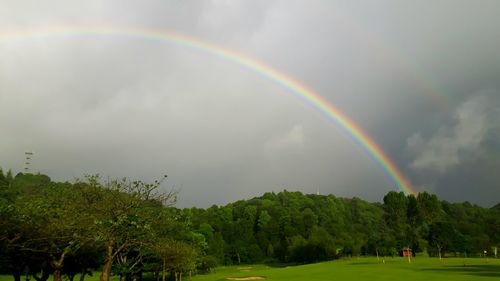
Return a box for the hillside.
[182,190,500,264]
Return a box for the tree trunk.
[13,270,21,281]
[162,259,166,281]
[51,252,66,281]
[79,270,87,281]
[100,244,114,281]
[53,270,63,281]
[33,267,51,281]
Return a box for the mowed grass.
[192,257,500,281]
[2,257,500,281]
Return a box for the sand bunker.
[225,277,265,280]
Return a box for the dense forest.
[1,170,500,281]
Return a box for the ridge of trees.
[185,190,500,264]
[1,169,500,281]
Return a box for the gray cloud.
[1,1,500,207]
[407,93,498,173]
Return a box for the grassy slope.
[2,257,499,281]
[193,257,500,281]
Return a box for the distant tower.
[316,187,320,196]
[24,151,33,173]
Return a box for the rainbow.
[0,26,415,195]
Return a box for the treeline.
[2,170,500,281]
[185,190,500,264]
[0,171,207,281]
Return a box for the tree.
[198,255,217,273]
[383,192,409,250]
[152,240,197,281]
[206,232,225,263]
[77,175,176,281]
[417,192,442,225]
[1,173,74,281]
[407,195,422,256]
[301,208,318,236]
[428,221,459,259]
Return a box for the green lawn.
[193,257,500,281]
[2,257,499,281]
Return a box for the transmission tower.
[24,151,33,173]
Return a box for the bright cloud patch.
[407,93,499,173]
[265,124,306,152]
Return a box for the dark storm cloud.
[405,91,500,203]
[1,0,500,207]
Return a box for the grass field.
[192,257,500,281]
[2,257,500,281]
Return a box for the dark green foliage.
[190,192,376,264]
[198,255,217,273]
[2,166,500,278]
[0,171,191,281]
[190,190,500,265]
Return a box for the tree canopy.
[1,169,500,281]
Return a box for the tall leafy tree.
[77,175,176,281]
[383,192,409,250]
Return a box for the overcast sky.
[1,0,499,207]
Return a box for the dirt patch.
[225,276,265,280]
